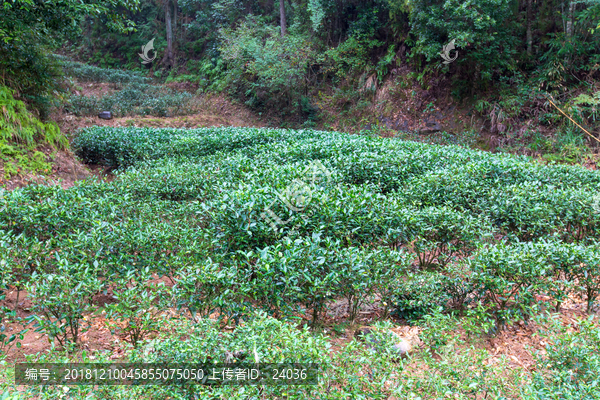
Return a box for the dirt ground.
[2,276,596,375]
[55,93,265,137]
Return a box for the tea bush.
[237,235,412,324]
[470,241,553,326]
[172,260,244,321]
[124,312,404,399]
[57,56,150,84]
[392,272,453,321]
[67,83,194,118]
[522,314,600,399]
[470,240,600,327]
[25,257,103,348]
[4,126,600,398]
[104,267,171,347]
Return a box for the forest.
[1,0,600,399]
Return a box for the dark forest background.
[2,0,600,162]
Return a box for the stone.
[354,327,413,361]
[354,326,375,341]
[418,119,442,134]
[98,111,113,120]
[390,335,412,358]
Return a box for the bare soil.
[2,272,598,387]
[55,93,265,138]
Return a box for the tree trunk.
[164,0,174,67]
[566,1,575,38]
[526,0,533,55]
[279,0,287,37]
[173,0,178,40]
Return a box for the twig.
[541,92,600,145]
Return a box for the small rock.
[354,327,375,340]
[419,120,442,134]
[390,335,412,358]
[355,327,413,361]
[98,111,113,120]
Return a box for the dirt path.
[56,93,265,137]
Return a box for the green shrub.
[470,240,600,318]
[0,257,25,356]
[392,272,453,321]
[238,235,344,326]
[557,244,600,313]
[408,311,520,398]
[115,160,221,201]
[124,312,403,399]
[523,314,600,399]
[0,39,63,119]
[219,18,318,114]
[7,125,600,344]
[469,242,554,327]
[0,184,96,239]
[486,182,600,242]
[395,206,493,268]
[56,56,150,84]
[4,125,600,399]
[235,235,410,325]
[0,86,67,149]
[335,245,412,321]
[25,258,103,349]
[336,152,425,193]
[104,268,170,348]
[0,233,52,312]
[409,0,516,91]
[67,83,193,118]
[128,312,329,398]
[172,260,243,321]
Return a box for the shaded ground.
[3,278,597,374]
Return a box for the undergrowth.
[55,55,151,84]
[0,86,68,180]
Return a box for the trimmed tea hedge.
[2,126,600,343]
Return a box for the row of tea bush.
[2,127,600,398]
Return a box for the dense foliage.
[3,0,600,138]
[0,86,68,178]
[0,0,141,117]
[66,82,194,118]
[2,126,600,397]
[76,0,600,105]
[3,126,600,325]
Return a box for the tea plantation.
[2,127,600,399]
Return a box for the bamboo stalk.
[541,92,600,145]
